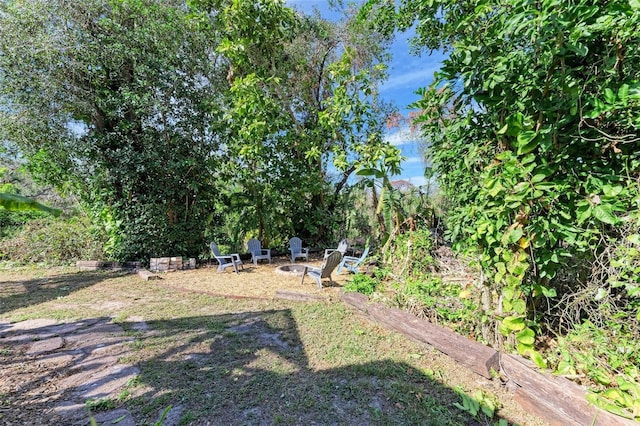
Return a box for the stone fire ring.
[275,264,306,276]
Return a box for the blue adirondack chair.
[337,246,370,274]
[289,237,309,262]
[210,242,243,274]
[247,238,271,265]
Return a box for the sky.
[286,0,446,187]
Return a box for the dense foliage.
[363,0,640,419]
[0,0,401,260]
[0,216,106,265]
[189,0,401,249]
[0,0,225,260]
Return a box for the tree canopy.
[0,0,401,259]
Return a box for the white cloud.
[404,155,423,165]
[381,67,439,93]
[384,128,420,146]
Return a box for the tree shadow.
[124,311,506,425]
[0,270,131,315]
[0,310,519,425]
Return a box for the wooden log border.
[76,261,141,270]
[340,291,636,426]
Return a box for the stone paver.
[26,336,64,355]
[1,317,145,425]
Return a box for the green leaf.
[516,130,536,147]
[503,227,523,245]
[512,298,527,314]
[627,234,640,245]
[0,193,60,216]
[585,393,634,418]
[576,204,592,224]
[528,349,548,368]
[516,327,535,345]
[502,315,526,331]
[540,285,557,298]
[604,88,616,103]
[356,168,378,176]
[530,173,546,184]
[556,360,576,376]
[593,204,619,225]
[618,84,630,103]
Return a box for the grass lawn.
[0,265,545,425]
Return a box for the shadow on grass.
[0,309,514,425]
[124,311,498,425]
[0,270,130,315]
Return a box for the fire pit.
[274,264,307,276]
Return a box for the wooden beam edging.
[501,354,637,426]
[274,290,328,303]
[340,291,637,426]
[340,291,497,378]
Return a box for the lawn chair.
[324,238,349,258]
[301,250,343,289]
[210,242,243,274]
[337,246,370,274]
[247,238,271,265]
[289,237,309,262]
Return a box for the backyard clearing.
[0,258,546,425]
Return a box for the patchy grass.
[0,266,545,425]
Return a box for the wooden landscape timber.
[341,291,498,378]
[137,269,161,281]
[75,261,141,270]
[340,291,637,426]
[274,290,328,302]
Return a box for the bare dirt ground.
[157,255,352,302]
[0,254,547,425]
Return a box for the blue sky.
[286,0,444,186]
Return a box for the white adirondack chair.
[288,237,309,262]
[324,238,349,258]
[247,238,271,265]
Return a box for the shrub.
[384,228,436,279]
[344,273,378,295]
[0,215,107,265]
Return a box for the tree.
[191,0,402,246]
[0,0,228,260]
[363,0,640,365]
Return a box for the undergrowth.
[0,215,106,265]
[346,225,640,421]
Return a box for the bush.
[394,276,479,338]
[0,215,107,265]
[344,273,378,295]
[384,228,436,279]
[0,208,46,239]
